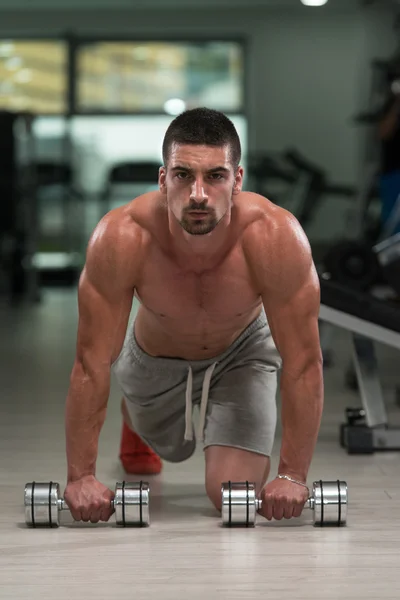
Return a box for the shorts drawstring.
[184,362,218,442]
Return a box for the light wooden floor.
[1,288,400,599]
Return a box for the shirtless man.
[64,108,323,524]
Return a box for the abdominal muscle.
[133,303,263,360]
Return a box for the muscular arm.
[65,215,140,482]
[246,207,323,483]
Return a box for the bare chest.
[136,247,261,324]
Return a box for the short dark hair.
[162,107,241,170]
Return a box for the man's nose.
[190,178,208,202]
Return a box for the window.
[77,41,244,113]
[0,41,67,114]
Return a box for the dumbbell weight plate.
[114,481,150,527]
[24,481,61,528]
[312,480,348,527]
[221,481,258,527]
[323,240,379,291]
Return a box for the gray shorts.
[112,310,282,462]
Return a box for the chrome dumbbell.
[24,480,150,528]
[221,480,348,527]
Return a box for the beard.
[179,205,219,236]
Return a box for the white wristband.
[277,474,309,491]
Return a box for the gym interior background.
[1,0,400,598]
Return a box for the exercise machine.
[100,161,160,217]
[32,161,86,287]
[0,110,39,305]
[328,28,400,293]
[319,274,400,454]
[248,148,354,238]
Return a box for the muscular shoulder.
[82,202,149,295]
[240,192,316,296]
[86,190,161,257]
[238,191,302,243]
[236,191,284,228]
[89,207,143,256]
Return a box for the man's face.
[159,143,243,236]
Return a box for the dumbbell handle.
[255,497,314,511]
[58,498,115,512]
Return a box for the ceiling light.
[164,98,186,116]
[301,0,328,5]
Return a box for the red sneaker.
[119,422,163,475]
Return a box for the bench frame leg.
[341,333,400,453]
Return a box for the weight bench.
[319,276,400,454]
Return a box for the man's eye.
[210,174,223,180]
[176,172,188,179]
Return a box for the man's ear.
[233,166,244,195]
[159,166,167,194]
